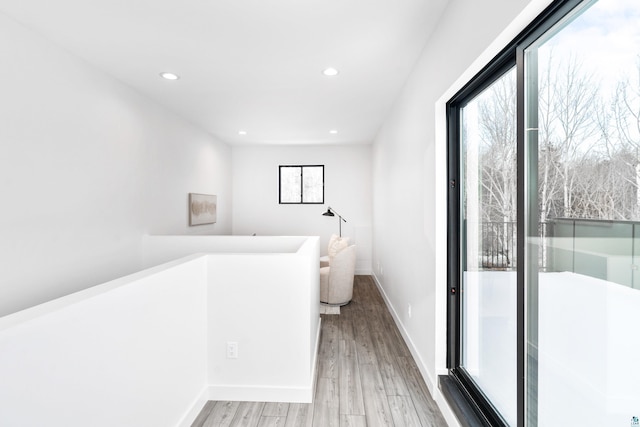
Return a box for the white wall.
[370,0,553,424]
[232,144,372,273]
[0,12,232,316]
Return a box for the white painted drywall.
[0,13,232,316]
[370,0,554,424]
[0,256,209,427]
[232,144,372,273]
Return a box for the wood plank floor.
[192,275,448,427]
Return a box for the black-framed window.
[279,165,324,204]
[443,0,637,425]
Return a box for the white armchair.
[320,234,350,268]
[320,245,356,306]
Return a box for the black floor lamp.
[322,206,347,237]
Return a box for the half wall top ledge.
[141,235,314,267]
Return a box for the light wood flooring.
[191,275,448,427]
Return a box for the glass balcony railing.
[545,218,640,290]
[475,218,640,290]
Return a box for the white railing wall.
[0,255,209,427]
[206,237,320,402]
[0,236,320,427]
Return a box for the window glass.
[302,166,323,203]
[280,166,302,203]
[460,67,518,426]
[525,0,640,425]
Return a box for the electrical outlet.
[227,341,238,359]
[380,266,384,276]
[408,304,412,318]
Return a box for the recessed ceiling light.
[329,130,338,134]
[322,67,339,77]
[159,72,180,80]
[238,130,247,135]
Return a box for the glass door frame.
[446,54,517,427]
[446,0,585,425]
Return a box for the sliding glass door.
[459,67,518,426]
[525,0,640,424]
[448,0,640,425]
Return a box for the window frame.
[278,165,325,205]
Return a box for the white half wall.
[141,234,321,402]
[0,236,321,426]
[206,237,320,403]
[370,0,554,424]
[0,12,232,316]
[0,256,209,427]
[232,144,372,274]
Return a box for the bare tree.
[613,57,640,218]
[538,50,563,224]
[477,70,517,267]
[549,55,600,218]
[479,71,517,223]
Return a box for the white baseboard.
[310,317,321,401]
[370,273,460,427]
[177,386,209,427]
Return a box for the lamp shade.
[322,206,347,237]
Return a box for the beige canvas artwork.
[189,193,217,226]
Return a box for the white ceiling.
[0,0,448,145]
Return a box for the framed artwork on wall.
[189,193,217,226]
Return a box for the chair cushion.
[328,236,349,257]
